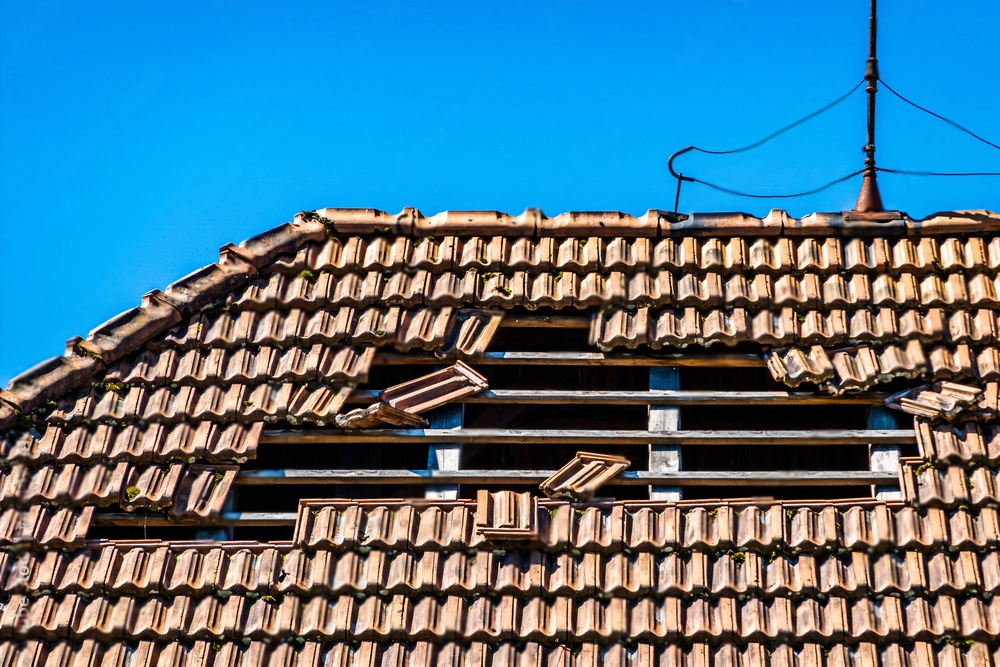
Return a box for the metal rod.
[865,0,879,176]
[855,0,885,212]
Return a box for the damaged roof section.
[885,380,998,424]
[765,342,998,394]
[885,381,984,421]
[335,402,429,429]
[336,361,489,429]
[540,452,632,501]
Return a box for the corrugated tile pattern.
[5,589,1000,644]
[3,208,1000,659]
[767,342,999,393]
[0,639,997,667]
[291,499,1000,554]
[916,420,1000,465]
[4,535,1000,599]
[3,504,1000,655]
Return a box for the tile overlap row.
[5,589,1000,644]
[292,500,1000,554]
[4,542,1000,601]
[0,638,996,667]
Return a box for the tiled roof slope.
[1,207,1000,663]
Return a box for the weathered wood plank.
[499,315,590,329]
[344,389,883,406]
[262,428,915,446]
[236,468,897,487]
[373,351,765,367]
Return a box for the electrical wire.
[878,167,1000,177]
[668,76,1000,209]
[667,81,867,205]
[687,170,864,199]
[879,78,1000,152]
[691,80,865,155]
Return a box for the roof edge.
[300,207,1000,237]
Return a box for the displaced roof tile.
[539,452,631,501]
[380,362,488,414]
[885,381,983,420]
[766,346,835,387]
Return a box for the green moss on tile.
[75,345,103,361]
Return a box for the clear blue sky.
[2,1,998,385]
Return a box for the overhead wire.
[668,75,1000,210]
[689,169,864,200]
[690,80,866,156]
[875,77,1000,178]
[878,167,1000,177]
[668,81,866,208]
[878,78,1000,152]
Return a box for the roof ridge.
[300,207,1000,237]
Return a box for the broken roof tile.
[335,402,429,429]
[828,346,887,393]
[766,346,834,387]
[539,452,631,501]
[380,362,488,414]
[885,381,984,420]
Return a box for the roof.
[1,207,999,663]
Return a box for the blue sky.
[1,1,998,385]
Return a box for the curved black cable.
[688,170,864,199]
[668,81,865,206]
[879,79,1000,152]
[878,167,1000,177]
[692,80,865,155]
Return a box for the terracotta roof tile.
[475,490,538,541]
[335,402,429,429]
[11,421,262,467]
[916,420,1000,465]
[118,463,185,512]
[0,506,92,548]
[14,541,1000,601]
[285,498,1000,555]
[4,589,999,646]
[540,452,632,501]
[766,345,835,387]
[379,361,488,414]
[886,381,984,420]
